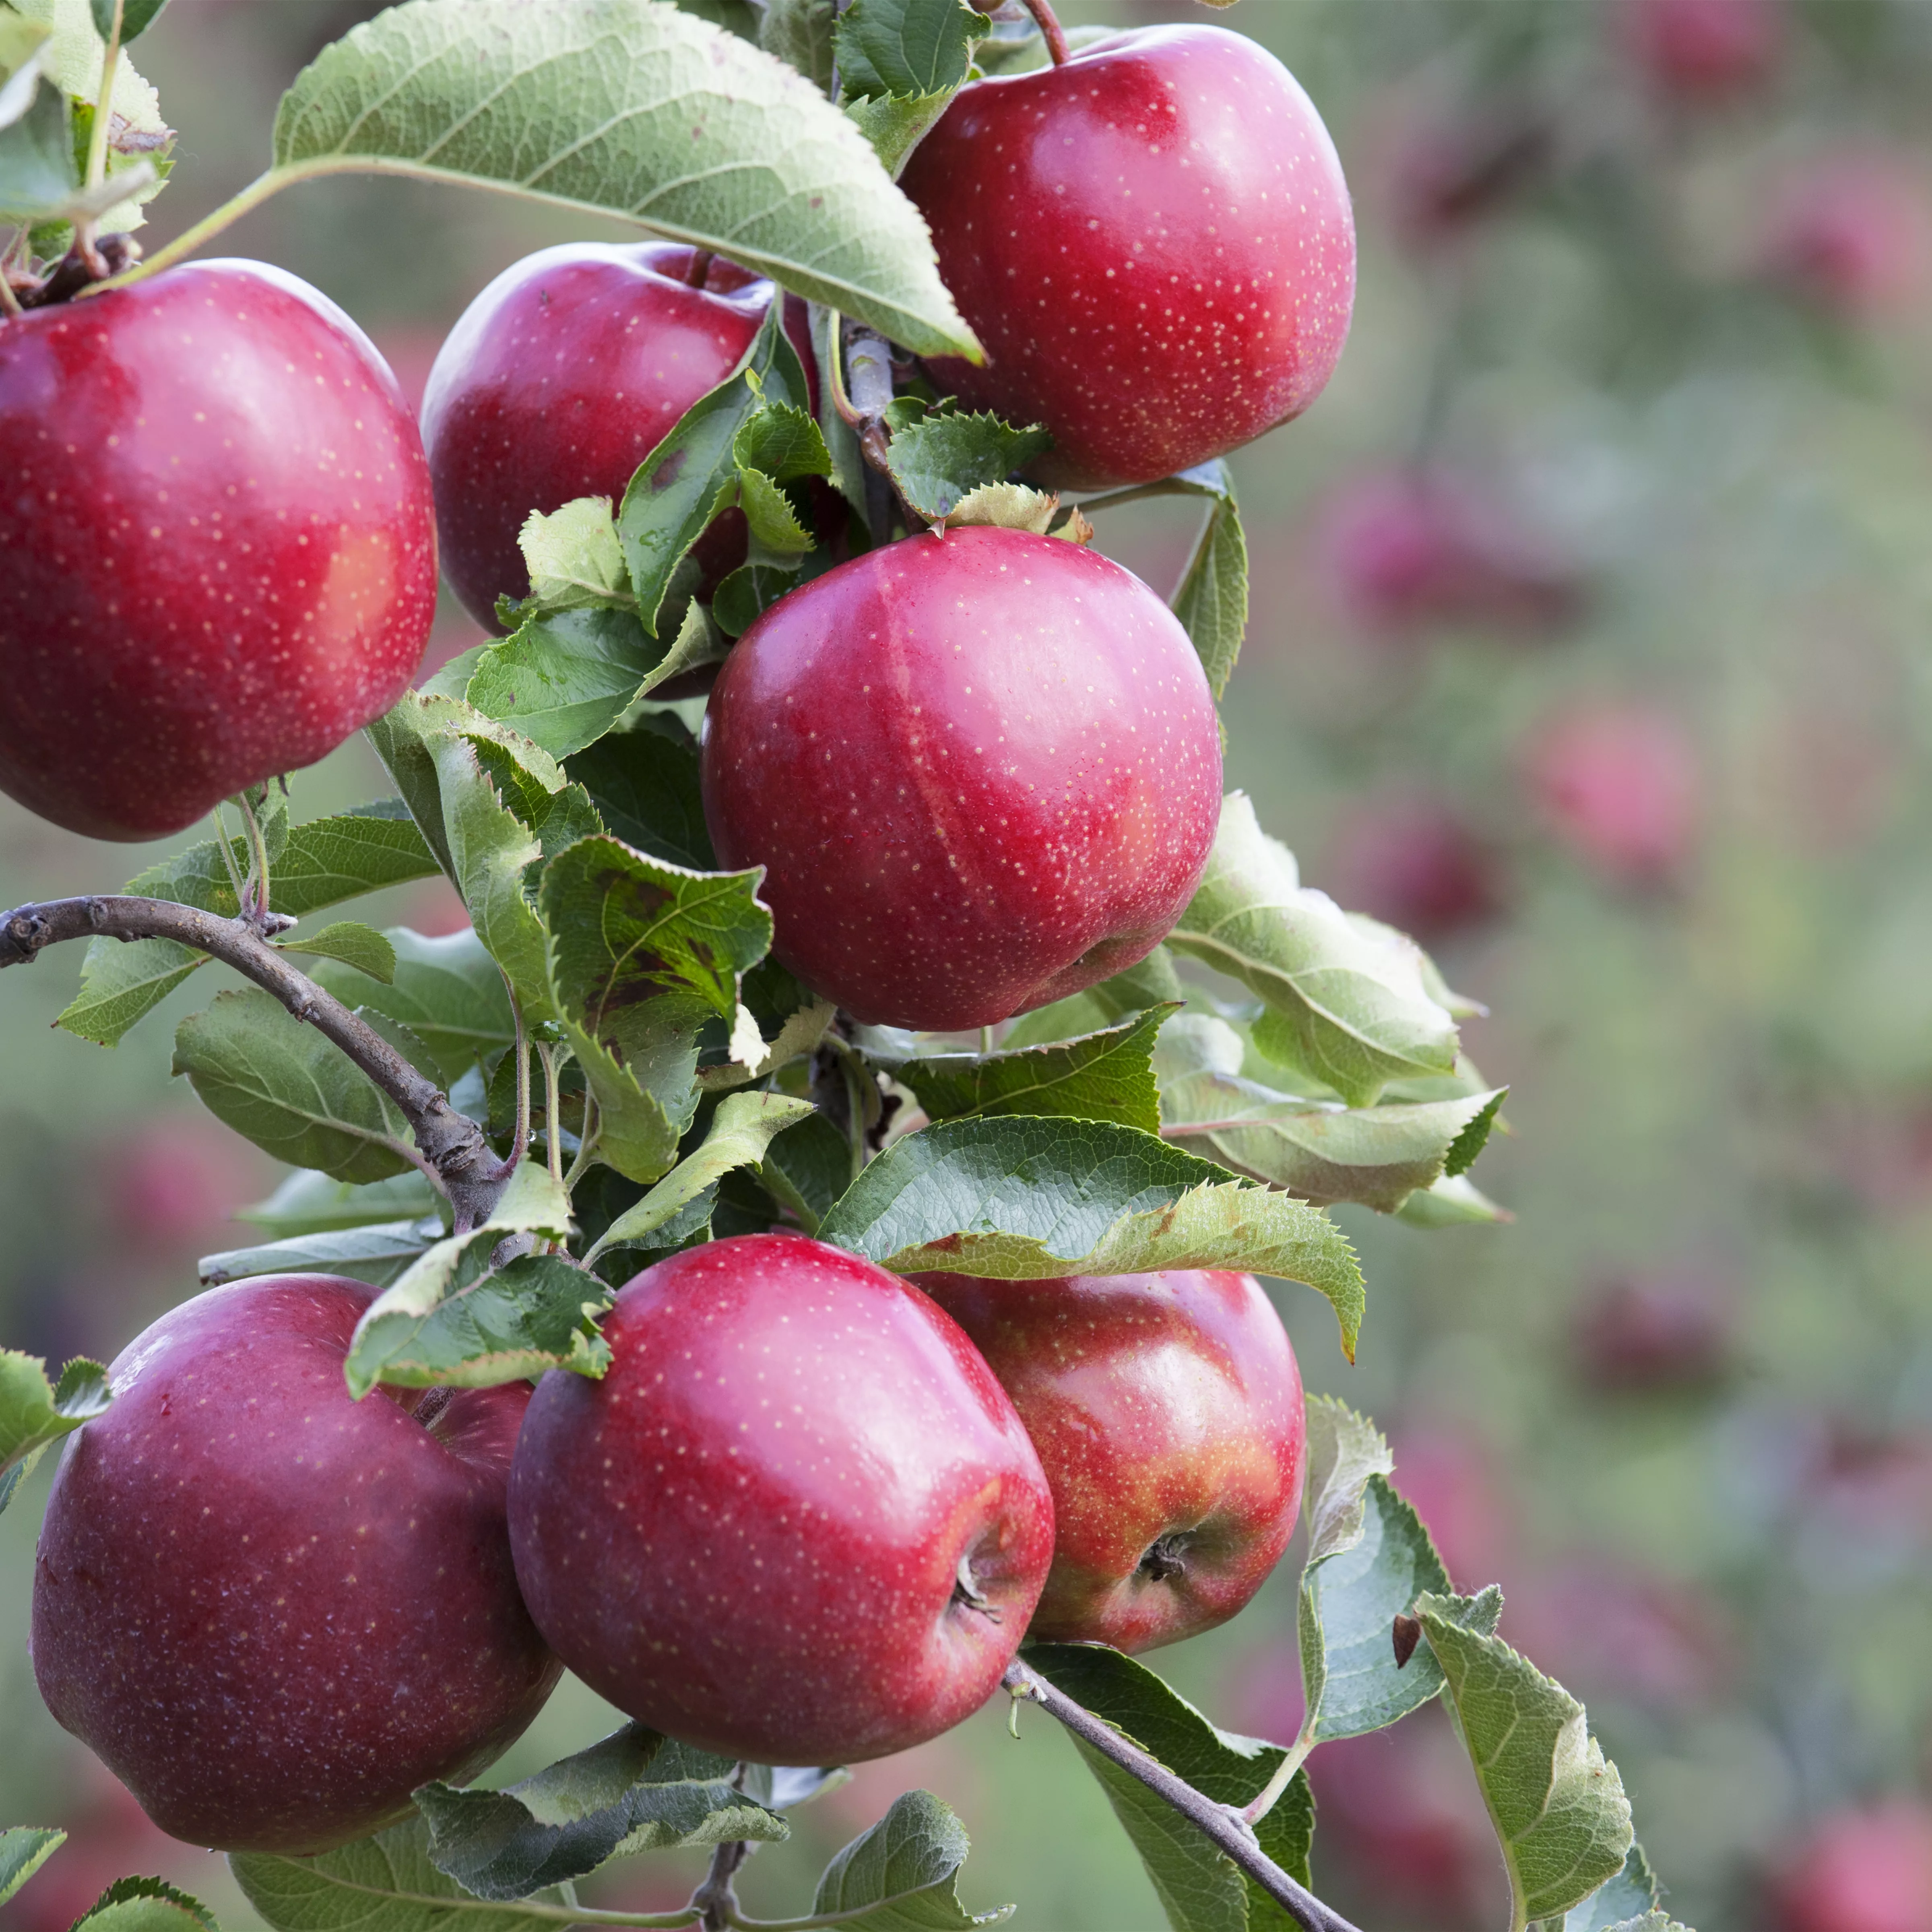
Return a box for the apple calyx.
[953,1548,1003,1622]
[1137,1535,1192,1585]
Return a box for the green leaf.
[234,1815,580,1932]
[735,398,832,483]
[895,1007,1172,1133]
[617,302,810,634]
[518,497,633,613]
[1302,1395,1391,1566]
[811,1790,1010,1930]
[817,1115,1365,1360]
[567,717,716,872]
[941,480,1062,534]
[1417,1596,1635,1930]
[465,607,666,761]
[313,929,517,1090]
[736,464,813,555]
[1167,462,1248,701]
[0,1827,65,1908]
[759,0,836,95]
[999,947,1187,1049]
[1,1351,109,1513]
[758,1109,852,1230]
[711,560,801,637]
[696,996,834,1091]
[72,1876,217,1932]
[541,836,773,1182]
[56,937,208,1048]
[0,70,74,219]
[1024,1645,1315,1926]
[1167,794,1461,1108]
[1299,1475,1501,1749]
[277,921,396,983]
[844,88,954,175]
[885,409,1053,524]
[1395,1174,1513,1227]
[416,1727,785,1901]
[836,0,977,97]
[270,0,977,359]
[90,0,168,41]
[172,989,415,1183]
[198,1219,442,1291]
[1540,1845,1661,1932]
[584,1090,814,1264]
[1155,1014,1505,1213]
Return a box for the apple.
[914,1270,1305,1652]
[1775,1804,1932,1932]
[699,525,1222,1031]
[1525,701,1700,883]
[900,25,1354,489]
[421,242,818,630]
[1572,1272,1730,1392]
[1760,152,1931,321]
[1317,469,1577,634]
[506,1232,1055,1765]
[0,259,437,842]
[31,1276,559,1855]
[1620,0,1782,100]
[1322,789,1503,943]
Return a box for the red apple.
[1775,1804,1932,1932]
[421,242,817,630]
[914,1271,1305,1653]
[1572,1272,1731,1392]
[506,1232,1054,1765]
[0,260,437,842]
[699,525,1222,1030]
[901,25,1354,489]
[1321,789,1504,943]
[1760,152,1931,321]
[1620,0,1783,100]
[1525,701,1700,883]
[31,1276,559,1854]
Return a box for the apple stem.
[685,248,716,289]
[1021,0,1071,66]
[502,977,531,1180]
[538,1040,566,1188]
[208,800,252,913]
[564,1094,601,1191]
[83,0,125,192]
[0,893,510,1232]
[233,785,273,921]
[1001,1659,1364,1932]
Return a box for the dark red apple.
[1525,701,1700,883]
[1322,789,1504,943]
[699,525,1222,1030]
[914,1270,1305,1653]
[421,242,817,630]
[0,260,437,841]
[31,1276,559,1854]
[1620,0,1782,100]
[1775,1804,1932,1932]
[901,25,1354,489]
[507,1233,1054,1765]
[1572,1272,1731,1392]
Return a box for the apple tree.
[0,2,1688,1930]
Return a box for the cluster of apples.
[33,1243,1305,1852]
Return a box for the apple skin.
[421,242,817,631]
[699,526,1222,1031]
[901,25,1354,490]
[31,1275,560,1855]
[913,1271,1305,1653]
[507,1233,1055,1764]
[0,259,437,841]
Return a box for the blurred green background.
[6,0,1932,1928]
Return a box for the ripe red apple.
[507,1233,1055,1765]
[900,26,1354,489]
[421,242,817,630]
[0,261,436,843]
[699,526,1222,1031]
[1775,1803,1932,1932]
[32,1276,559,1854]
[1620,0,1782,100]
[1760,152,1931,321]
[914,1270,1305,1652]
[1525,701,1700,883]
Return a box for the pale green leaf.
[1168,462,1247,700]
[1418,1596,1635,1929]
[465,607,666,761]
[1542,1845,1662,1932]
[198,1219,442,1291]
[0,1827,66,1908]
[277,921,396,983]
[811,1791,1009,1931]
[55,937,208,1048]
[1168,794,1461,1107]
[518,497,632,612]
[71,1877,216,1932]
[313,929,517,1089]
[1395,1174,1513,1227]
[0,1352,109,1513]
[885,408,1053,524]
[270,0,977,358]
